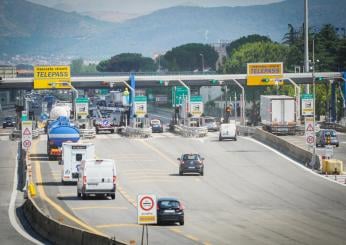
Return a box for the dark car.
[157,197,184,225]
[178,153,204,176]
[2,117,16,128]
[316,129,339,147]
[151,119,163,133]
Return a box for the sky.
[28,0,283,15]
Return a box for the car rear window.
[159,200,180,208]
[183,154,199,160]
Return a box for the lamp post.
[311,38,317,168]
[200,53,205,73]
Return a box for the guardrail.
[174,125,208,137]
[9,128,42,140]
[123,127,151,138]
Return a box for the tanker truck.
[45,105,72,133]
[47,116,80,160]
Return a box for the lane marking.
[72,206,128,211]
[96,224,139,229]
[170,228,201,243]
[139,140,177,167]
[8,152,43,244]
[32,141,107,236]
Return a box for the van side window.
[76,154,83,161]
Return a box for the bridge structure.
[0,72,345,89]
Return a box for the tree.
[162,43,218,71]
[225,34,272,56]
[96,53,156,72]
[223,41,290,74]
[70,58,97,74]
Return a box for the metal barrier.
[174,125,208,137]
[123,127,151,138]
[80,128,96,139]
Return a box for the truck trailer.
[260,95,296,135]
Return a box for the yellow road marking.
[185,234,199,242]
[72,206,128,211]
[32,141,106,237]
[139,140,177,167]
[96,224,139,229]
[170,228,200,242]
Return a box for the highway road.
[31,131,346,245]
[0,139,39,244]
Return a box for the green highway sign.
[172,86,188,107]
[190,96,202,102]
[76,98,89,103]
[135,96,147,102]
[301,94,314,99]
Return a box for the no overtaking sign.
[137,194,157,224]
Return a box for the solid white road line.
[8,153,43,244]
[244,137,346,187]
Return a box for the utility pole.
[304,0,310,93]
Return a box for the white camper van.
[61,142,95,183]
[219,120,237,141]
[77,159,117,200]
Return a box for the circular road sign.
[140,196,154,211]
[307,135,314,144]
[23,140,31,148]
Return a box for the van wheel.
[180,220,184,226]
[219,137,222,141]
[77,192,81,198]
[81,193,87,200]
[200,171,204,176]
[179,171,183,176]
[111,194,115,200]
[234,136,237,141]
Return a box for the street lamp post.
[311,38,317,168]
[200,54,205,73]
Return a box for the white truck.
[60,142,95,183]
[77,159,117,200]
[260,95,296,135]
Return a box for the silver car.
[204,117,219,131]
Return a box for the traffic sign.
[301,94,314,116]
[34,65,71,89]
[137,194,157,225]
[22,121,32,150]
[172,86,188,107]
[305,117,315,146]
[247,62,283,86]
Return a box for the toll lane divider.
[238,126,320,169]
[122,127,151,138]
[174,125,208,138]
[23,197,126,245]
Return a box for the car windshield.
[183,154,199,160]
[325,130,336,137]
[159,200,180,208]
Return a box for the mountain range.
[1,0,346,59]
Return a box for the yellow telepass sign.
[247,62,283,86]
[34,66,71,89]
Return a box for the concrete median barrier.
[238,126,320,169]
[23,198,127,245]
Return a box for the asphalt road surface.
[0,140,35,245]
[31,131,346,245]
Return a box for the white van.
[219,121,237,141]
[61,142,95,183]
[77,159,116,199]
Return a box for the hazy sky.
[28,0,283,14]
